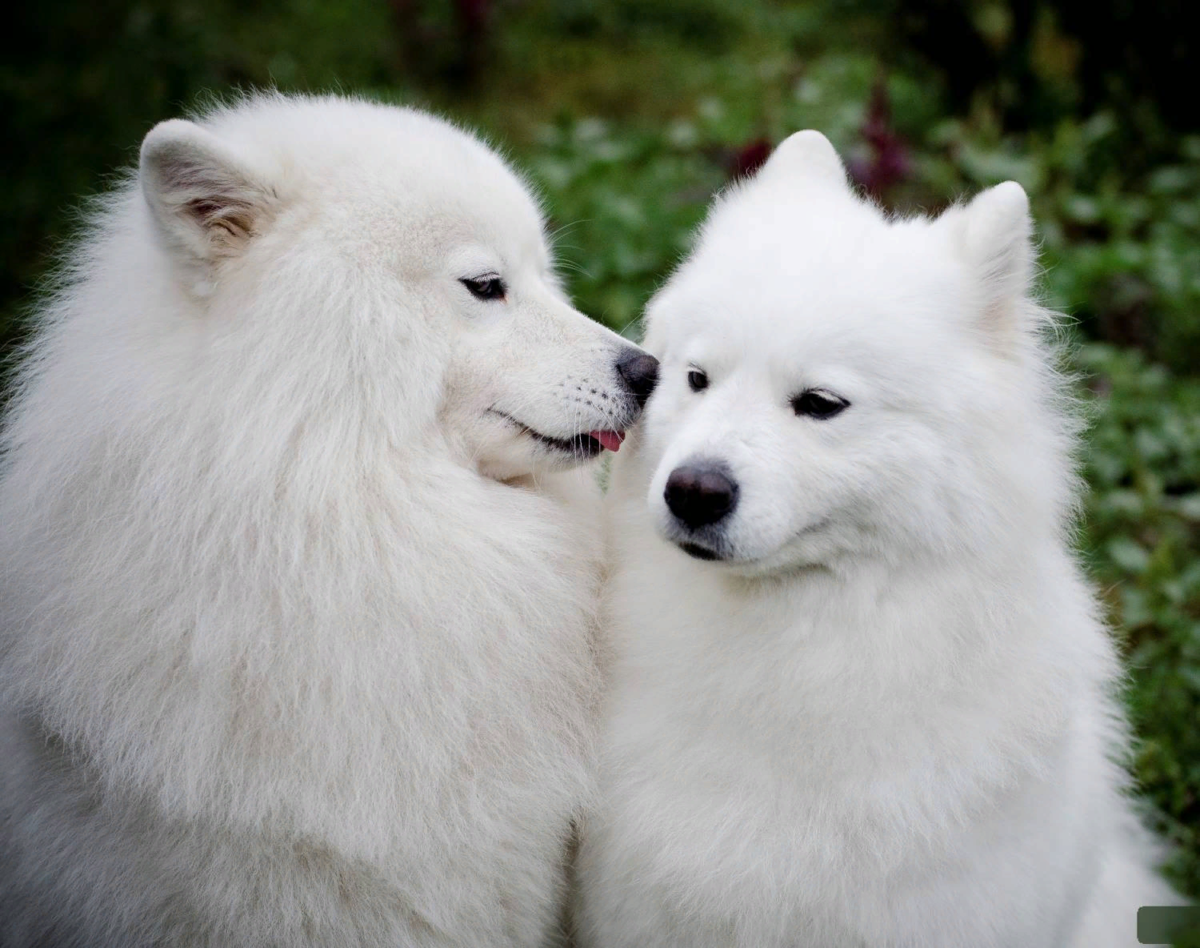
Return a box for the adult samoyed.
[575,131,1179,947]
[0,94,658,947]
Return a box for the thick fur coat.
[576,131,1180,947]
[0,94,651,947]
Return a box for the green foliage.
[1080,344,1200,897]
[526,119,718,334]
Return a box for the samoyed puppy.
[575,131,1180,947]
[0,94,658,947]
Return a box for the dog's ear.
[960,181,1033,301]
[140,119,275,272]
[758,130,848,190]
[950,181,1035,342]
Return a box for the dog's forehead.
[362,160,543,234]
[325,163,548,274]
[209,101,549,260]
[650,222,973,393]
[667,197,964,318]
[659,296,893,379]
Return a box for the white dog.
[0,93,658,947]
[575,131,1179,947]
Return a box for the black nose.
[664,463,739,530]
[616,350,659,407]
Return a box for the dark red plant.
[727,137,773,180]
[848,78,912,201]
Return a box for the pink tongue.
[590,430,626,452]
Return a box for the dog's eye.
[687,368,708,393]
[460,276,506,302]
[792,389,849,420]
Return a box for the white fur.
[576,131,1182,947]
[0,93,650,947]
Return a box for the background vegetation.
[3,0,1197,922]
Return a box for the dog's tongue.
[590,430,626,452]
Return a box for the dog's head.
[138,95,655,482]
[629,131,1069,574]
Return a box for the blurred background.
[3,0,1198,909]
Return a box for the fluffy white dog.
[575,131,1180,947]
[0,94,658,947]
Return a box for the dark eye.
[460,275,506,302]
[791,389,849,420]
[687,368,708,392]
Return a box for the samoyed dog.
[0,94,658,947]
[575,131,1180,947]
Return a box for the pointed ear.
[139,119,274,268]
[954,181,1034,326]
[758,130,848,190]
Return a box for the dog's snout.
[616,350,660,407]
[664,463,738,530]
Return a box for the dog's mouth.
[662,524,732,562]
[671,517,832,567]
[677,541,723,561]
[489,410,626,457]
